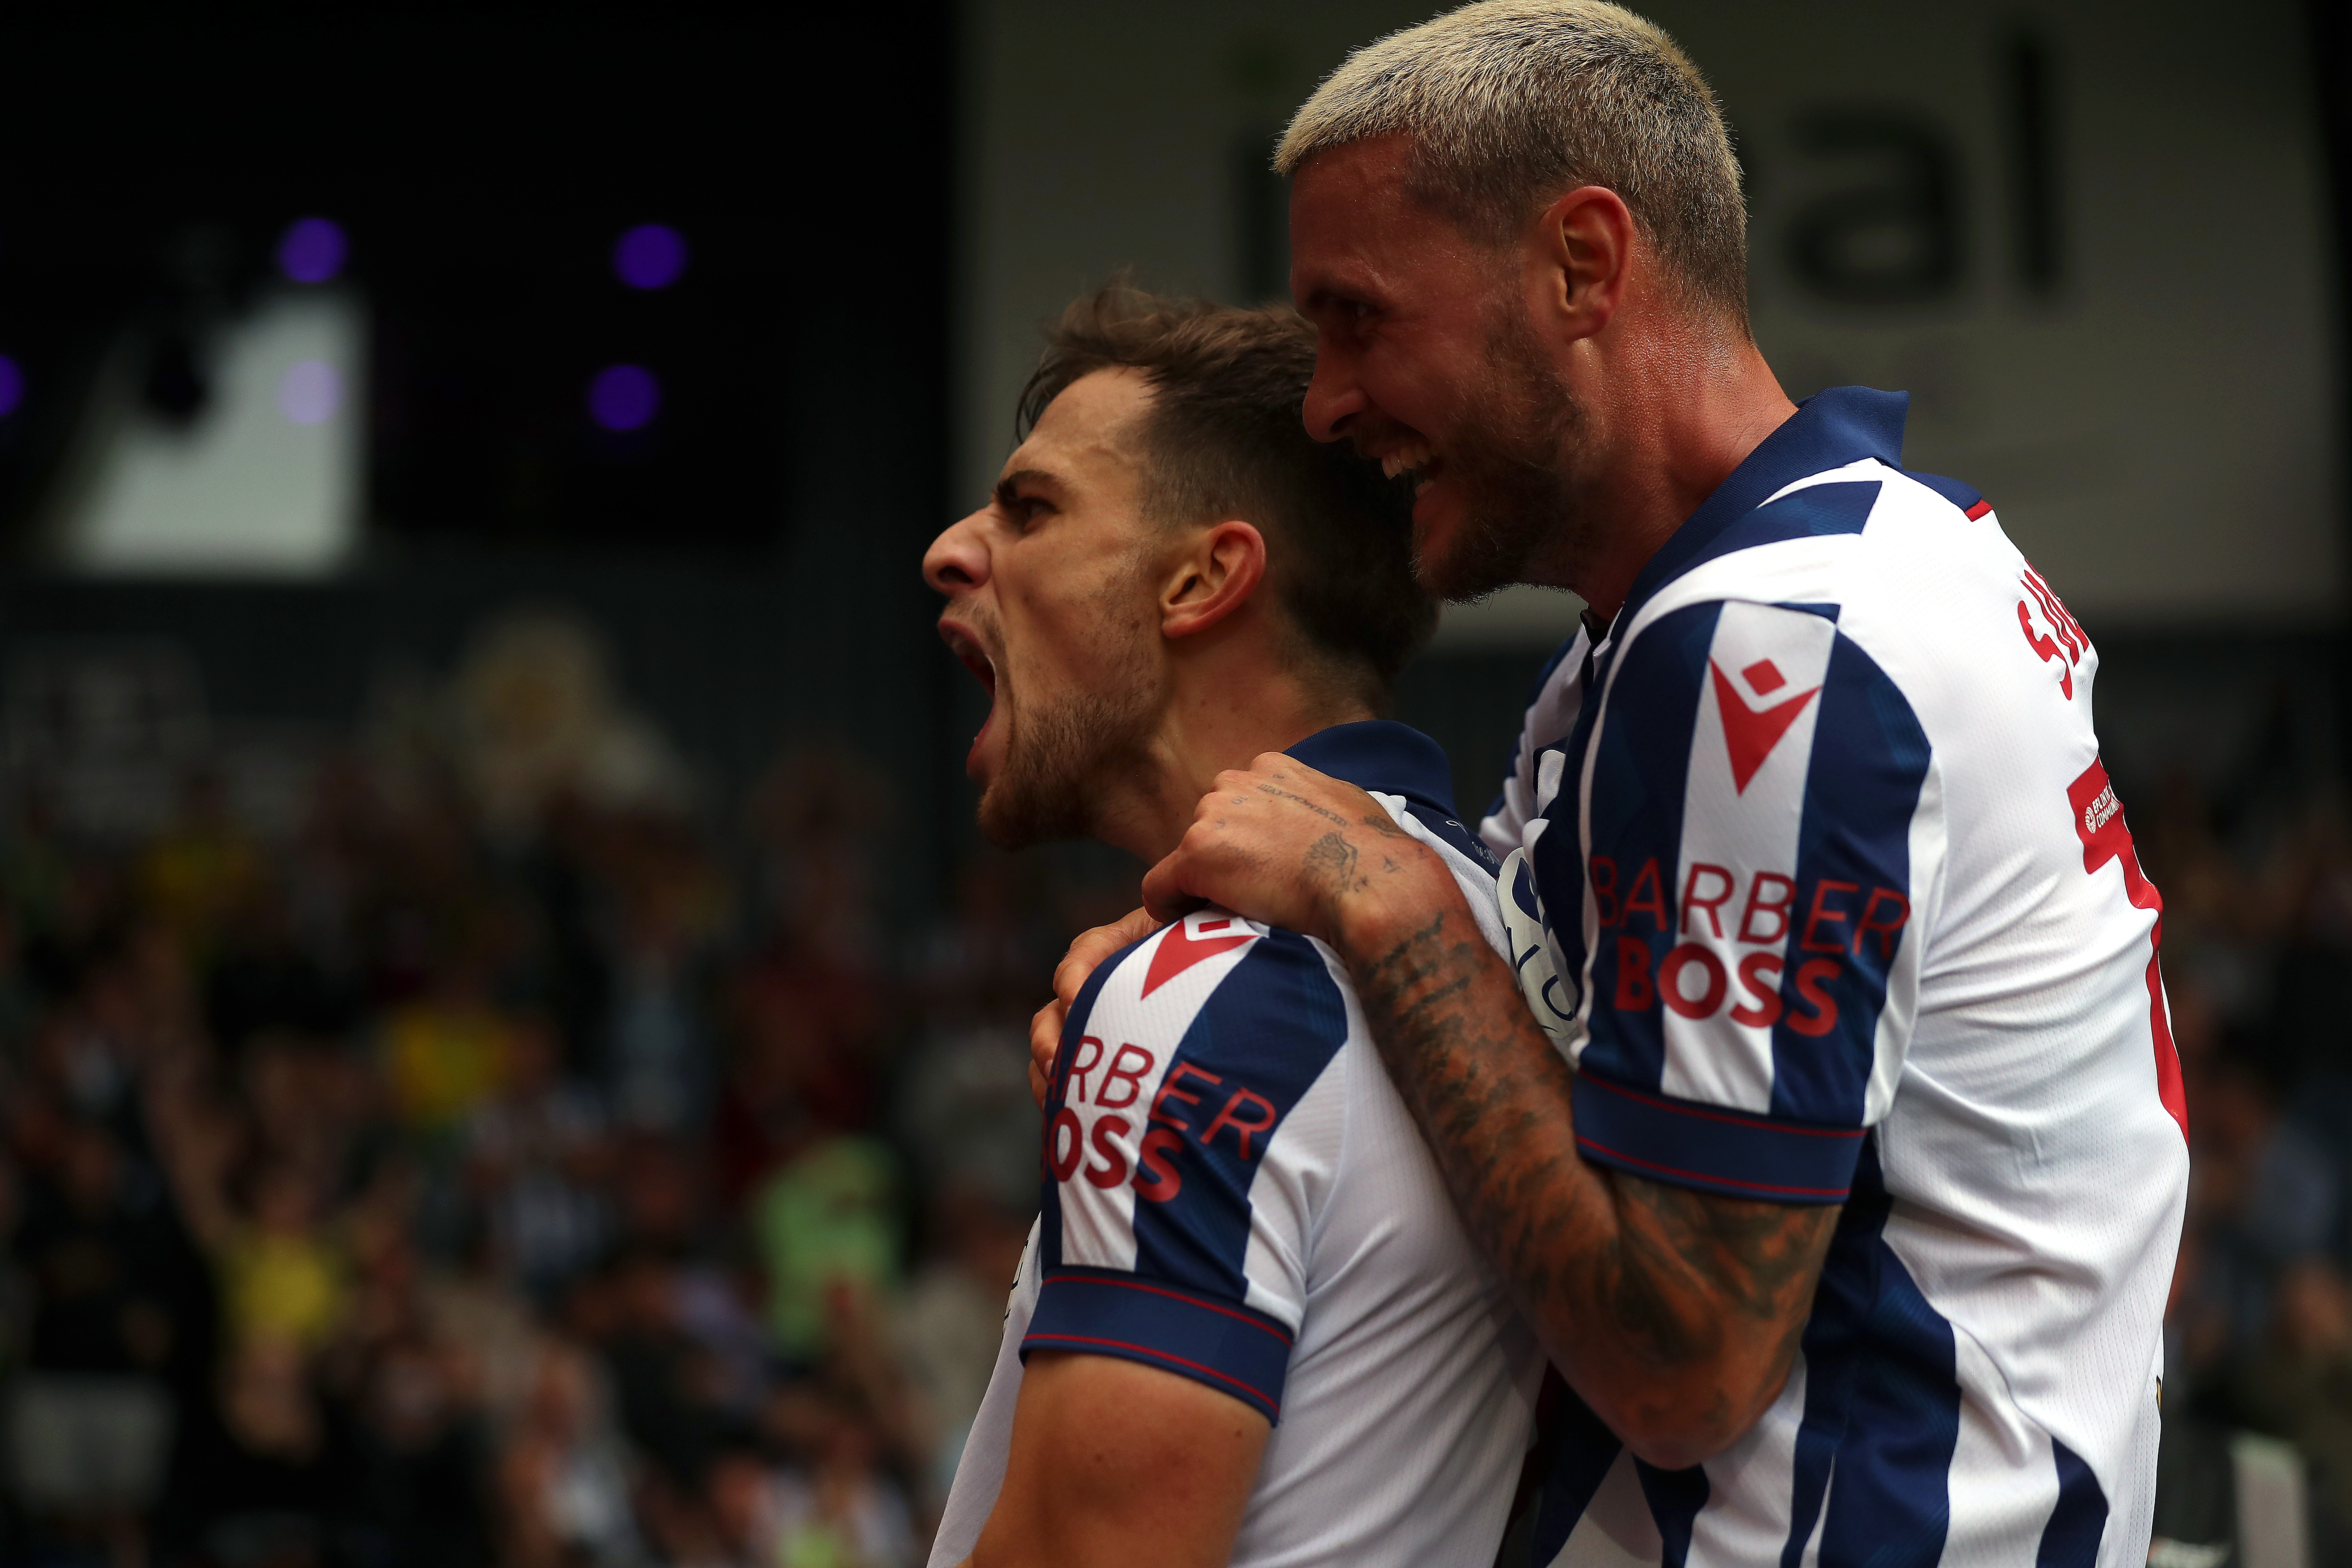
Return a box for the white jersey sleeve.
[936,723,1545,1568]
[1023,910,1351,1421]
[1549,584,1942,1203]
[1496,392,2187,1568]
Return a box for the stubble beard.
[1415,304,1592,603]
[974,596,1161,853]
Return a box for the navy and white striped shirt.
[932,721,1543,1568]
[1485,388,2189,1568]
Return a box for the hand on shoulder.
[1027,754,1467,1109]
[1139,753,1455,952]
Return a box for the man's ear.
[1160,521,1268,640]
[1534,184,1635,342]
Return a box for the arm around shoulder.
[1135,749,1845,1468]
[1332,854,1839,1470]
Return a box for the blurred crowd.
[2142,741,2352,1559]
[1,606,2347,1565]
[0,612,1110,1568]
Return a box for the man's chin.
[971,686,1156,852]
[1412,487,1561,602]
[1415,531,1529,603]
[975,775,1086,853]
[972,781,1029,850]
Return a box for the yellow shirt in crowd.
[223,1227,346,1350]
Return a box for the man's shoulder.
[1076,913,1356,1075]
[1642,460,2011,618]
[1375,789,1505,883]
[1606,459,2029,721]
[1752,456,1994,534]
[1041,913,1361,1365]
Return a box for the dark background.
[5,2,2346,874]
[0,0,974,901]
[0,6,2346,1564]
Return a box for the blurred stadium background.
[0,1,2343,1564]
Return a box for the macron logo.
[1709,657,1820,794]
[1141,913,1259,997]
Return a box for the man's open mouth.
[1379,438,1439,499]
[939,620,1001,767]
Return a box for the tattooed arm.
[1343,872,1836,1467]
[1133,754,1838,1470]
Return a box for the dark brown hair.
[1016,284,1437,701]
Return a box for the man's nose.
[1301,344,1366,444]
[922,508,991,597]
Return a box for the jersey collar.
[1613,385,1908,634]
[1285,720,1460,821]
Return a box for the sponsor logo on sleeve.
[1709,657,1823,793]
[1591,854,1911,1034]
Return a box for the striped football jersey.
[1482,388,2189,1568]
[931,722,1544,1568]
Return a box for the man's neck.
[1092,658,1375,864]
[1559,332,1795,622]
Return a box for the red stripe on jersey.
[1964,499,1994,520]
[2068,757,2188,1141]
[1021,1332,1280,1412]
[1580,1074,1865,1139]
[1574,1135,1854,1199]
[1041,1274,1293,1344]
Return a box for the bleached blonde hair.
[1276,0,1749,324]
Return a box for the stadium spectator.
[0,588,2332,1562]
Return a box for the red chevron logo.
[1710,658,1819,794]
[1141,915,1258,997]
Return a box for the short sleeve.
[1024,915,1352,1423]
[1560,599,1938,1205]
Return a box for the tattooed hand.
[1135,756,1836,1471]
[1137,753,1452,942]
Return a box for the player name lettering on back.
[1047,1036,1278,1204]
[2016,562,2089,700]
[1592,854,1911,1035]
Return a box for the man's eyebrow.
[994,467,1060,510]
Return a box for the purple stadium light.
[612,224,687,290]
[278,360,341,425]
[0,356,22,419]
[277,218,349,284]
[588,364,660,431]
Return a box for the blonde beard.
[1417,302,1588,603]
